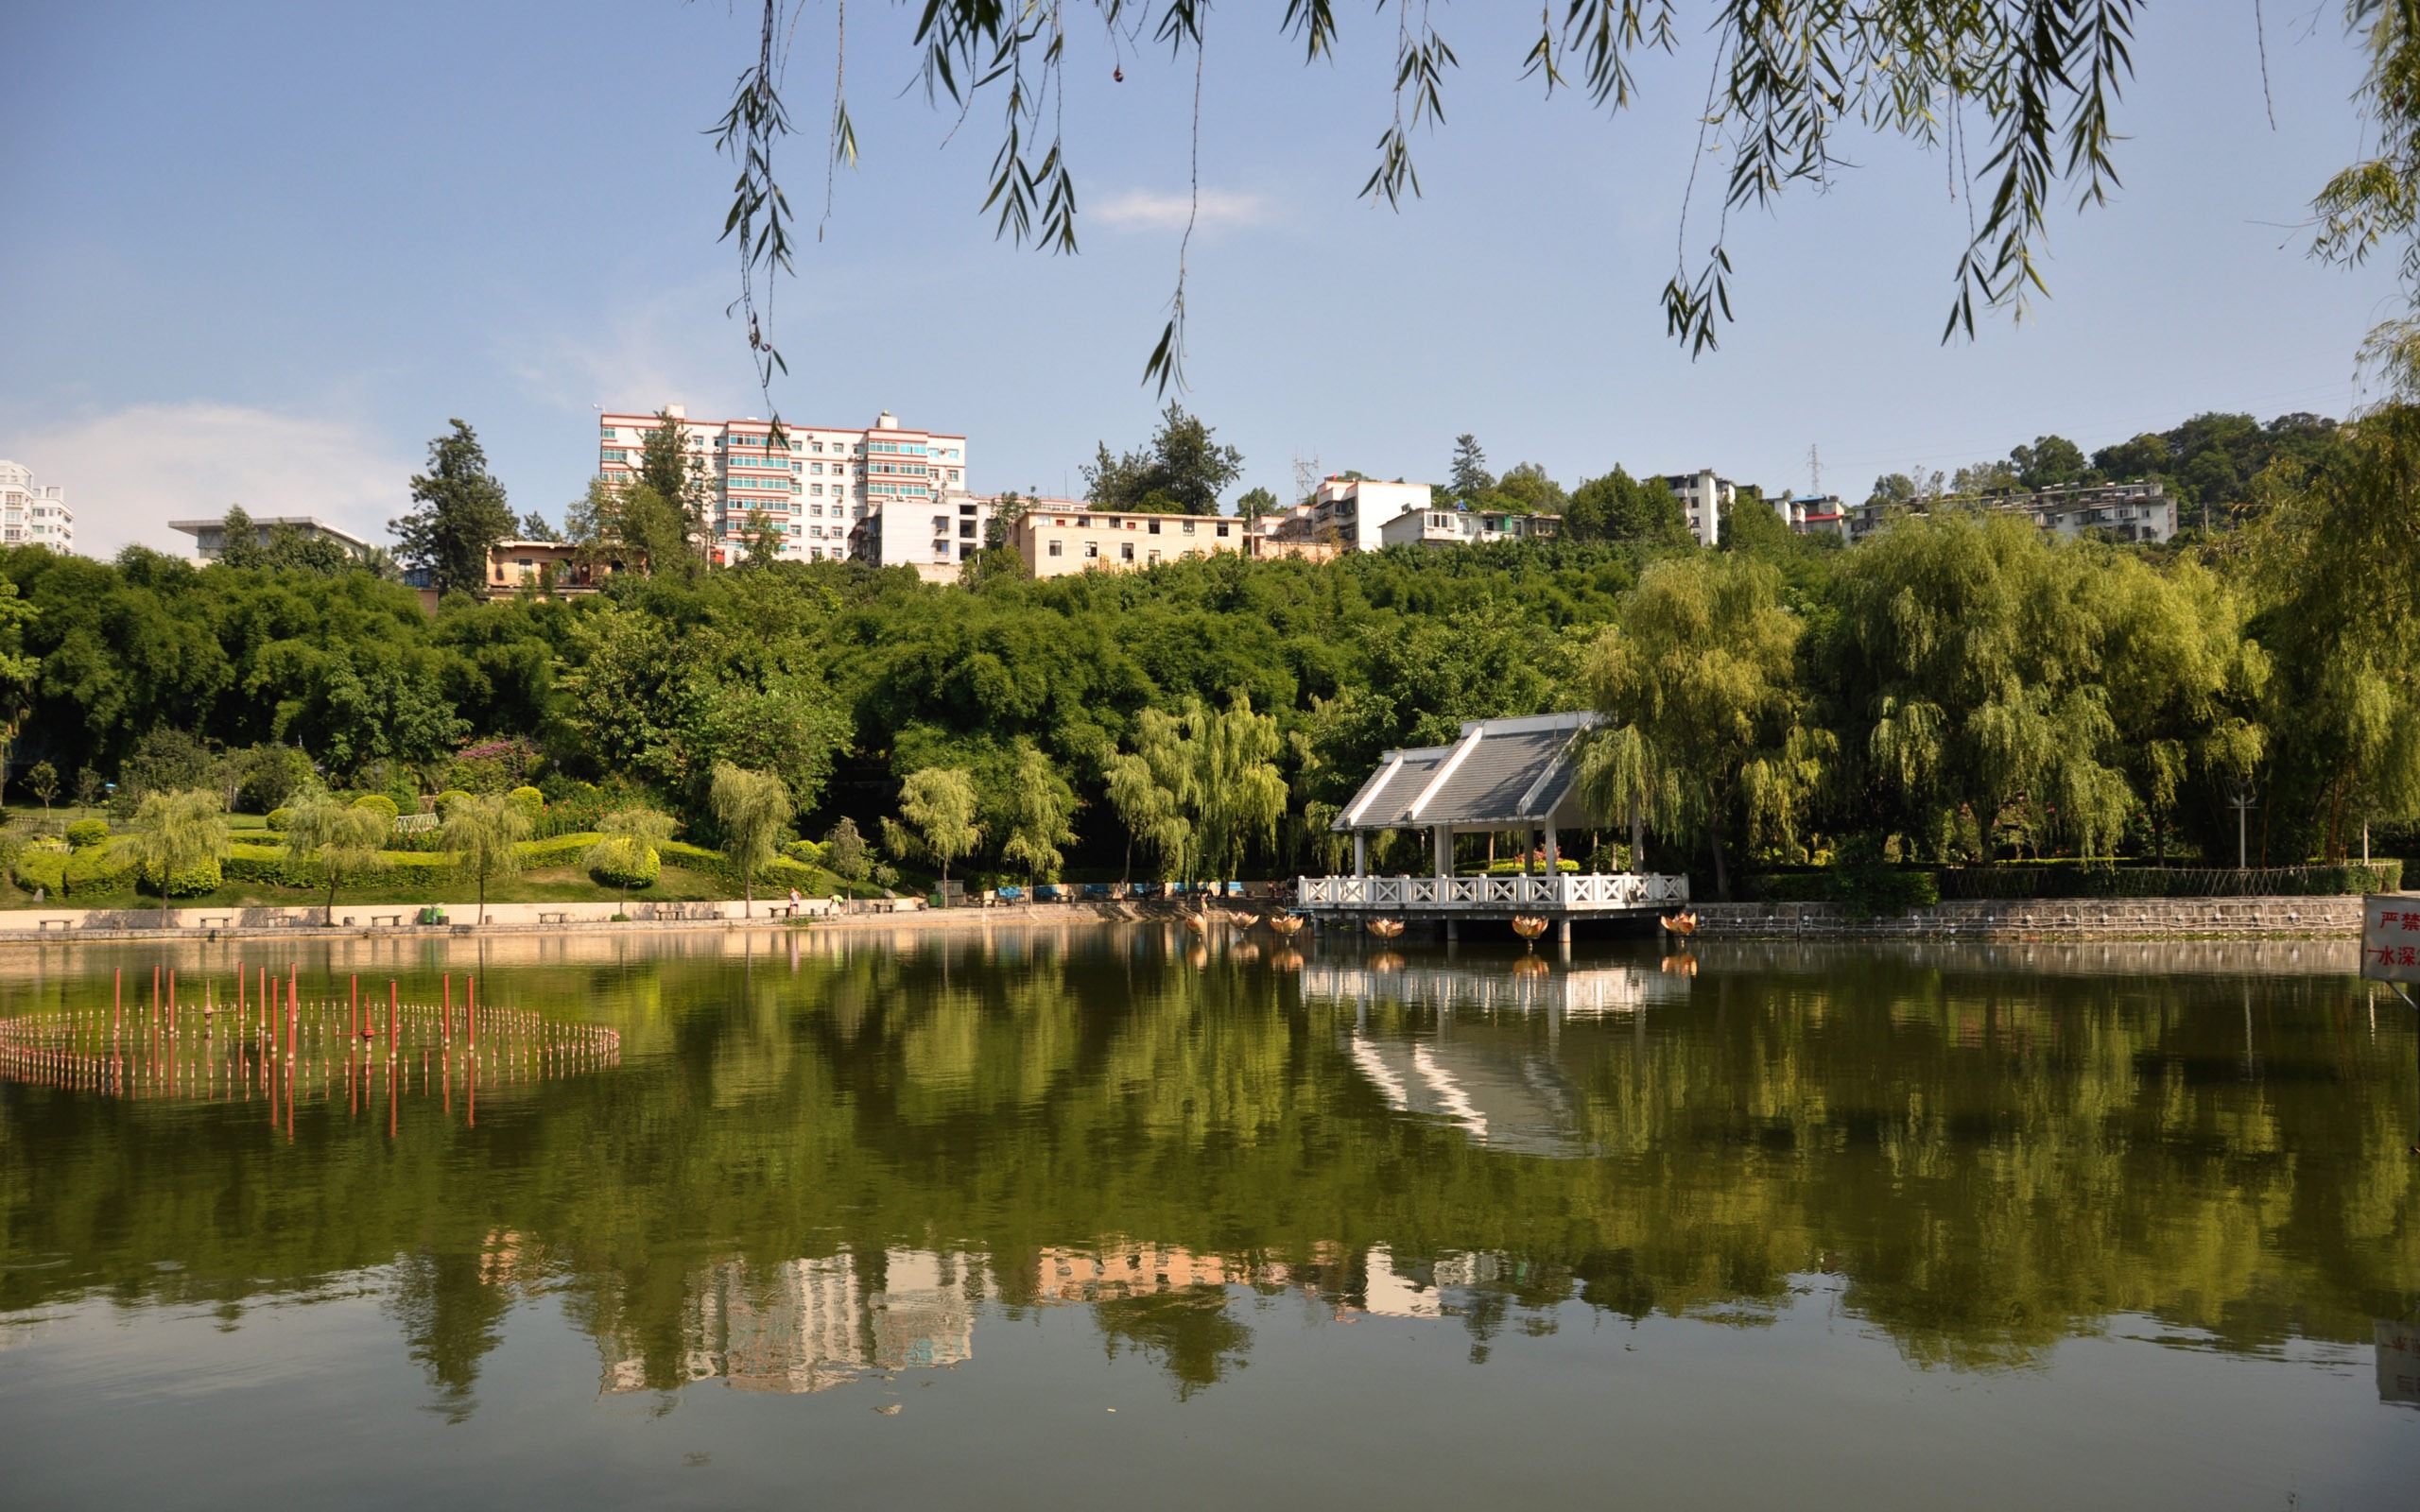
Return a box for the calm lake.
[1,926,2415,1509]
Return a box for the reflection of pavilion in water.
[1305,960,1691,1157]
[1301,961,1689,1020]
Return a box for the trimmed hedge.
[265,807,292,833]
[660,840,828,897]
[223,842,454,889]
[518,832,600,868]
[65,818,110,849]
[12,847,67,895]
[142,856,223,898]
[353,794,400,821]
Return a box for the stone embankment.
[1690,895,2364,941]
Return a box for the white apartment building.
[169,515,372,560]
[0,461,74,552]
[1842,480,2176,545]
[1378,507,1561,548]
[856,495,1003,584]
[1663,470,1736,548]
[598,405,969,564]
[1309,478,1433,551]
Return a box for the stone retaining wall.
[1691,894,2364,940]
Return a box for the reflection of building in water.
[601,1249,980,1395]
[1357,1245,1511,1318]
[1036,1243,1251,1301]
[1302,962,1688,1019]
[1344,1031,1590,1157]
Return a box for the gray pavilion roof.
[1333,711,1603,832]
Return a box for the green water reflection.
[1,930,2415,1422]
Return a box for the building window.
[1120,542,1135,561]
[1147,519,1162,535]
[1084,542,1098,558]
[1182,521,1196,535]
[1048,541,1063,557]
[1215,523,1230,538]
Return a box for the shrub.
[222,842,453,890]
[353,794,401,822]
[12,848,67,895]
[586,840,660,889]
[785,838,831,867]
[64,843,138,897]
[507,785,544,819]
[65,817,111,849]
[660,839,827,896]
[265,807,293,833]
[435,789,474,816]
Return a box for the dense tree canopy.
[15,401,2420,885]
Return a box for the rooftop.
[1335,711,1602,832]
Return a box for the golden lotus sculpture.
[1659,910,1699,937]
[1365,918,1406,941]
[1510,915,1549,948]
[1265,913,1305,938]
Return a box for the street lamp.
[2225,788,2257,870]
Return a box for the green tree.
[390,420,513,598]
[1447,435,1493,504]
[26,760,59,814]
[998,742,1079,885]
[1585,554,1813,899]
[822,816,873,884]
[1082,404,1243,514]
[284,797,389,926]
[441,792,531,926]
[1234,487,1279,525]
[124,788,231,927]
[2009,435,2091,490]
[586,807,676,910]
[1485,462,1566,516]
[883,767,982,888]
[216,505,264,568]
[517,510,563,542]
[1104,721,1192,885]
[710,762,791,916]
[0,577,38,810]
[634,408,709,561]
[1565,467,1686,543]
[1103,693,1287,884]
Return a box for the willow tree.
[998,743,1079,886]
[587,808,677,911]
[2247,403,2420,861]
[711,763,792,917]
[441,794,531,926]
[284,798,389,926]
[1584,554,1811,901]
[884,767,982,894]
[1104,693,1287,885]
[1825,512,2136,863]
[125,788,231,928]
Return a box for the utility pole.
[1807,444,1822,497]
[2227,790,2257,869]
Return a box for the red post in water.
[151,964,160,1032]
[113,969,122,1038]
[167,971,177,1037]
[351,975,359,1040]
[442,975,452,1045]
[388,981,398,1061]
[468,979,477,1054]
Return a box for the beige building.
[1014,507,1242,577]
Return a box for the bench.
[372,914,404,928]
[199,916,233,929]
[538,911,571,925]
[35,919,73,932]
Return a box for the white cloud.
[1091,188,1270,232]
[4,403,414,559]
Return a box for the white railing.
[1302,963,1690,1016]
[1293,872,1690,912]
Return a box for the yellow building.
[1014,507,1242,577]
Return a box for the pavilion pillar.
[1354,833,1367,878]
[1433,826,1452,878]
[1545,824,1560,871]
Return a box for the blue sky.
[0,2,2402,556]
